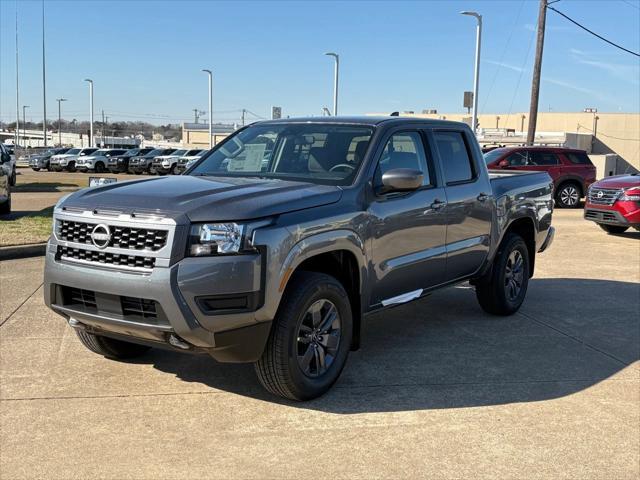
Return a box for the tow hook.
[67,318,85,330]
[168,334,191,350]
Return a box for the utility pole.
[193,108,200,124]
[101,109,106,147]
[527,0,548,145]
[84,79,94,147]
[241,109,246,127]
[42,0,48,147]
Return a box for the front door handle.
[429,199,447,210]
[477,193,489,202]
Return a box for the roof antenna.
[390,111,399,116]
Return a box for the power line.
[620,0,640,11]
[547,5,640,57]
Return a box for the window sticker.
[227,143,267,172]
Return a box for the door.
[431,129,493,281]
[368,130,447,307]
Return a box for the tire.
[170,164,177,175]
[10,169,16,186]
[75,329,151,359]
[555,182,581,208]
[0,193,11,215]
[46,162,51,172]
[598,224,628,234]
[67,161,76,173]
[32,168,40,172]
[475,233,530,316]
[94,162,105,173]
[255,271,353,401]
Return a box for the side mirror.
[498,159,509,168]
[379,168,424,194]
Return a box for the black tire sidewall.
[494,236,530,312]
[279,274,352,399]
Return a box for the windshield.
[170,149,187,157]
[66,148,81,155]
[124,148,139,156]
[144,149,164,157]
[483,148,506,164]
[91,149,110,157]
[190,124,374,185]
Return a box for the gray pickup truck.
[44,117,554,400]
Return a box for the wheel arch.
[276,230,367,351]
[501,216,537,277]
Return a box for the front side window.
[376,132,430,185]
[434,131,475,184]
[529,151,560,166]
[191,124,374,186]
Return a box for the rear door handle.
[477,193,489,202]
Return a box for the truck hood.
[60,175,343,222]
[592,174,640,189]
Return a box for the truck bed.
[489,169,553,199]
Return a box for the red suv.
[484,147,597,208]
[584,173,640,234]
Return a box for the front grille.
[588,187,622,206]
[57,245,156,270]
[585,209,620,223]
[63,287,97,310]
[121,296,158,319]
[57,220,168,251]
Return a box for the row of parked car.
[28,147,208,175]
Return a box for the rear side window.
[566,152,592,165]
[434,131,475,184]
[529,152,559,166]
[506,151,528,166]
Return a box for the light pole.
[56,98,66,146]
[42,0,48,147]
[84,79,94,147]
[324,52,339,116]
[461,11,482,134]
[22,105,29,147]
[202,69,213,148]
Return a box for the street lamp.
[22,105,29,147]
[324,52,339,116]
[460,11,482,134]
[56,98,67,146]
[202,69,213,148]
[84,79,94,147]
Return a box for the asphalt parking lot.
[1,209,638,479]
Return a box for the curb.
[0,243,47,261]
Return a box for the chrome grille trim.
[57,246,156,271]
[57,219,168,251]
[588,187,622,206]
[52,208,177,271]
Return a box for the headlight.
[619,186,640,202]
[189,223,245,256]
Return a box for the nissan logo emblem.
[597,190,604,198]
[90,224,111,249]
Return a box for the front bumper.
[584,202,640,227]
[44,241,271,363]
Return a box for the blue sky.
[1,0,639,126]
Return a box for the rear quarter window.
[566,152,593,165]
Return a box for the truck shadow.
[148,277,639,412]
